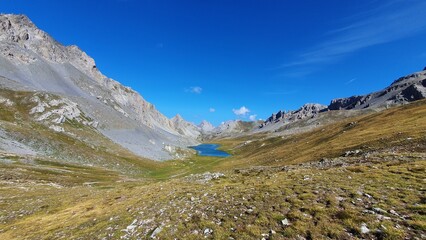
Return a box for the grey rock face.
[328,96,366,110]
[171,114,201,139]
[0,14,200,160]
[260,103,327,128]
[215,120,257,135]
[198,120,215,133]
[200,120,258,140]
[328,69,426,110]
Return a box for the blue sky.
[1,0,426,126]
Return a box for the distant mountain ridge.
[329,70,426,110]
[198,120,215,133]
[260,103,327,129]
[259,68,426,130]
[199,68,426,138]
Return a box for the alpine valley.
[0,14,425,240]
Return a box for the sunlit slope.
[216,99,426,169]
[0,88,163,177]
[1,150,424,239]
[0,94,425,239]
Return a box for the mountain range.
[1,14,426,239]
[1,13,426,158]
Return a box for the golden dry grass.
[1,89,426,239]
[215,100,426,170]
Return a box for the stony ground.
[0,100,425,239]
[0,142,424,239]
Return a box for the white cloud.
[249,115,257,121]
[232,106,250,116]
[187,86,202,94]
[209,108,215,112]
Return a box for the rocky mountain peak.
[0,14,105,84]
[260,103,327,129]
[198,120,215,133]
[330,69,426,110]
[0,14,34,32]
[172,114,184,122]
[170,115,201,139]
[1,14,64,60]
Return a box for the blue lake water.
[190,144,230,157]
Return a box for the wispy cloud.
[345,78,357,85]
[209,107,215,112]
[262,90,297,95]
[283,0,426,72]
[232,106,250,116]
[186,86,202,94]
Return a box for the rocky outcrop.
[260,103,327,128]
[29,92,99,129]
[328,96,367,110]
[328,69,426,110]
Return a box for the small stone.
[360,223,370,234]
[125,219,138,233]
[204,228,213,235]
[389,209,400,216]
[335,196,344,202]
[364,193,372,198]
[376,214,391,220]
[281,218,290,226]
[150,226,162,239]
[373,207,386,214]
